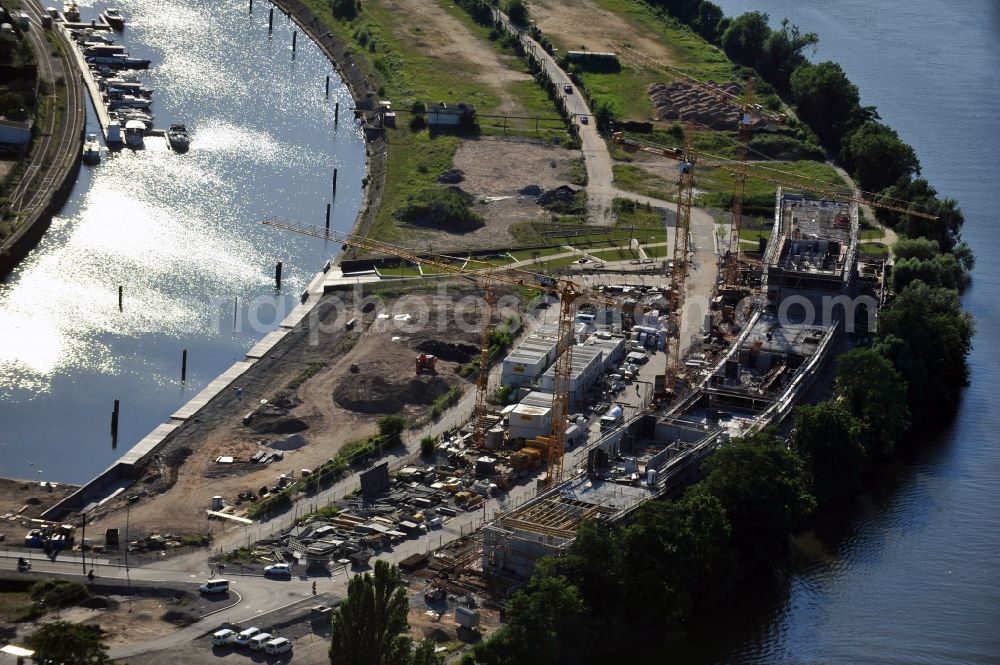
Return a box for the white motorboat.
[124,120,145,148]
[102,8,124,30]
[108,94,152,109]
[82,133,101,164]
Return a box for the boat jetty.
[52,9,189,152]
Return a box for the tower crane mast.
[262,219,618,486]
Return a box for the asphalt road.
[493,12,615,227]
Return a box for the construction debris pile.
[648,79,766,130]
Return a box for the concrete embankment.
[271,0,387,242]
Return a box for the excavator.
[415,353,438,374]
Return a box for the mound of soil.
[415,340,479,363]
[251,418,309,435]
[81,596,119,610]
[268,434,308,451]
[334,375,452,414]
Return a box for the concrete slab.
[117,422,179,467]
[170,361,256,421]
[278,301,314,330]
[245,329,289,359]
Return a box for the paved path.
[494,12,615,226]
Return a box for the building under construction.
[482,191,865,579]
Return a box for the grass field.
[571,0,736,122]
[695,160,848,214]
[370,130,462,241]
[0,592,32,623]
[614,198,668,230]
[859,242,889,255]
[613,164,675,200]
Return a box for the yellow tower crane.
[610,43,788,286]
[612,131,937,400]
[262,219,618,486]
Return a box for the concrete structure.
[426,101,476,127]
[763,190,859,319]
[0,117,32,153]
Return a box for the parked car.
[563,84,572,93]
[265,637,293,655]
[233,627,260,647]
[263,563,292,577]
[249,633,274,651]
[212,628,236,647]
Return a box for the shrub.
[420,435,438,457]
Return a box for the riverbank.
[0,12,86,279]
[271,0,387,243]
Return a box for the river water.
[0,0,365,481]
[670,1,1000,663]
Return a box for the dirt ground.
[530,0,680,64]
[40,596,178,648]
[0,478,78,541]
[86,290,483,537]
[377,0,532,117]
[418,138,583,252]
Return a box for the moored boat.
[102,8,124,30]
[106,119,123,146]
[82,133,101,164]
[167,123,190,152]
[124,119,145,148]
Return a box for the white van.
[211,628,236,646]
[233,627,259,647]
[248,632,273,651]
[199,578,229,594]
[265,637,292,655]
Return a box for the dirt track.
[530,0,680,63]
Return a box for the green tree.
[876,281,974,421]
[692,2,725,42]
[377,415,407,448]
[720,11,771,67]
[891,253,966,292]
[790,61,861,147]
[410,639,444,665]
[759,18,818,91]
[893,236,940,261]
[878,178,966,252]
[27,621,112,665]
[330,560,411,665]
[792,402,867,506]
[419,435,438,457]
[834,348,910,458]
[473,575,586,665]
[505,0,529,26]
[841,122,920,192]
[691,430,814,571]
[331,0,360,20]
